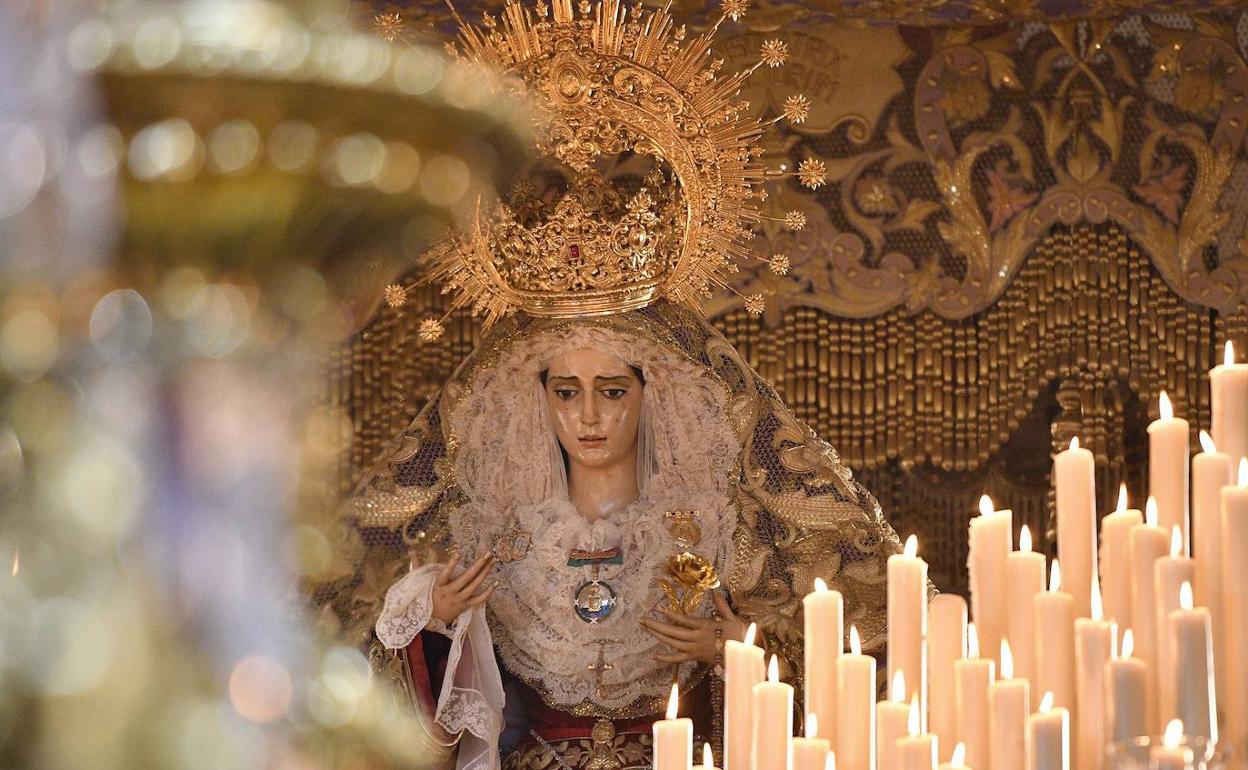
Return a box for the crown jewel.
[413,0,814,329]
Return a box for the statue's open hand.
[429,550,496,628]
[640,591,748,666]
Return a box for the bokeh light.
[229,654,294,723]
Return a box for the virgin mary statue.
[320,3,905,769]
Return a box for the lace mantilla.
[446,325,742,715]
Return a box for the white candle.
[1055,436,1097,618]
[726,623,766,770]
[795,714,832,770]
[1192,430,1233,706]
[1006,524,1046,695]
[693,743,721,770]
[1028,692,1069,770]
[805,578,842,749]
[968,495,1012,668]
[654,683,693,770]
[1211,341,1248,467]
[989,640,1029,770]
[1106,629,1149,744]
[754,655,794,770]
[1130,496,1169,734]
[1221,459,1248,753]
[1151,719,1193,770]
[1034,560,1076,718]
[897,696,936,770]
[928,594,966,761]
[1149,391,1191,555]
[1074,583,1115,770]
[837,626,876,770]
[878,672,910,770]
[1154,525,1196,724]
[937,743,966,770]
[1168,581,1217,745]
[1099,484,1142,628]
[888,535,928,729]
[954,624,993,770]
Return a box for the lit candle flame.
[1039,691,1054,713]
[1091,579,1104,621]
[1049,559,1062,593]
[1000,639,1014,679]
[807,713,818,739]
[1180,581,1193,611]
[767,654,779,683]
[1163,719,1184,748]
[813,577,828,593]
[890,670,906,703]
[904,534,918,558]
[703,743,713,768]
[1019,524,1032,553]
[1122,628,1135,659]
[1116,483,1128,514]
[951,743,966,766]
[1226,341,1236,367]
[666,682,679,720]
[849,625,861,656]
[10,550,17,577]
[967,622,980,660]
[907,695,920,737]
[1239,458,1248,488]
[1159,390,1173,421]
[1070,436,1080,451]
[1170,525,1183,557]
[978,494,994,517]
[1146,496,1159,527]
[1199,430,1217,455]
[744,622,757,647]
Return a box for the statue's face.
[544,347,643,471]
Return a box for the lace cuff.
[376,565,443,648]
[376,566,506,770]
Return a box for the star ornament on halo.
[418,318,445,342]
[798,158,828,190]
[723,0,749,22]
[759,39,789,68]
[384,284,407,308]
[783,94,810,124]
[372,11,406,42]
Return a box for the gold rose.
[658,551,721,614]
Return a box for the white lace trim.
[376,567,505,770]
[445,325,742,712]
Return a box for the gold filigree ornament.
[412,0,819,332]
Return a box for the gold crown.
[393,0,819,334]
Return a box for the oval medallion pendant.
[573,579,617,623]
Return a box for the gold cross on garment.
[587,640,617,698]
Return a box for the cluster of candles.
[652,342,1248,770]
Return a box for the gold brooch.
[664,510,702,550]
